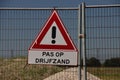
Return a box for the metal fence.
[0,3,120,80]
[0,8,79,80]
[85,4,120,80]
[0,8,78,58]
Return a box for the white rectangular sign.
[28,50,77,65]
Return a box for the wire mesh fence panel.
[0,8,78,80]
[85,6,120,80]
[1,4,120,80]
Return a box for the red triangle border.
[29,10,77,51]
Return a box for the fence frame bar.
[0,4,120,10]
[86,4,120,8]
[78,4,82,80]
[0,7,78,10]
[81,2,87,80]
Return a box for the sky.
[0,0,120,8]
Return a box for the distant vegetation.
[86,57,120,80]
[103,57,120,67]
[86,57,101,67]
[81,57,120,67]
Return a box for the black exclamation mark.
[51,26,56,44]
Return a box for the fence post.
[81,2,87,80]
[78,4,81,80]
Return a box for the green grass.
[0,58,64,80]
[1,58,120,80]
[87,67,120,80]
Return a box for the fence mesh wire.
[0,9,78,80]
[85,6,120,80]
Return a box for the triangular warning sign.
[29,10,77,51]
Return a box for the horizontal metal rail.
[86,4,120,8]
[0,4,120,10]
[0,7,78,10]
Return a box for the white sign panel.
[28,50,77,65]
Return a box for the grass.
[1,58,120,80]
[0,58,64,80]
[87,67,120,80]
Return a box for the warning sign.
[28,10,78,65]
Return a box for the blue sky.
[0,0,120,8]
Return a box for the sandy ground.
[44,67,101,80]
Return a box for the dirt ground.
[44,67,101,80]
